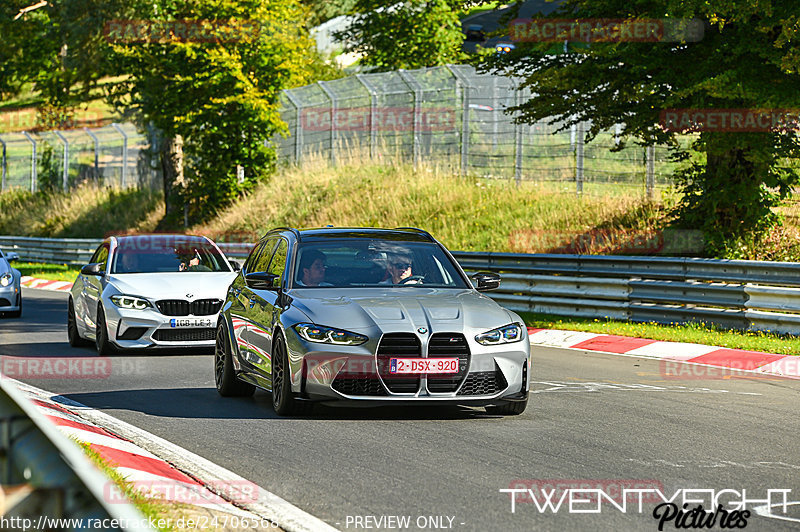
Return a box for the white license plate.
[169,318,213,328]
[389,357,459,374]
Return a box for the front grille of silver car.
[153,328,216,342]
[456,366,508,396]
[426,333,470,393]
[0,298,10,307]
[377,333,421,393]
[156,299,222,316]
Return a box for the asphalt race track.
[4,289,800,531]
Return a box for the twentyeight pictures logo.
[501,481,794,529]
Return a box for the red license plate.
[389,357,459,374]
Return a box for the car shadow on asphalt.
[52,387,500,420]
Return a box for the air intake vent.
[332,376,387,396]
[377,333,421,393]
[457,366,508,396]
[427,333,470,393]
[153,328,216,342]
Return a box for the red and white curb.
[11,379,338,532]
[21,276,73,291]
[528,328,800,379]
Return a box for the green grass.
[15,262,80,282]
[79,442,175,532]
[521,312,800,356]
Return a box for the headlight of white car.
[294,323,368,346]
[110,294,152,310]
[0,273,12,287]
[475,323,524,345]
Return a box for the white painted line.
[528,329,602,348]
[753,501,800,523]
[14,379,340,532]
[755,357,800,377]
[625,341,720,360]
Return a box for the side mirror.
[230,260,242,272]
[5,252,19,263]
[471,271,500,292]
[246,271,279,290]
[80,263,105,277]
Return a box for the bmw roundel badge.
[417,327,428,334]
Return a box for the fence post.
[445,65,471,176]
[575,122,584,195]
[284,91,303,164]
[84,127,100,181]
[318,81,337,165]
[398,70,422,166]
[514,86,523,186]
[53,131,69,191]
[355,74,378,160]
[111,123,128,188]
[646,144,655,200]
[22,131,37,193]
[0,135,6,192]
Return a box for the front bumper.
[285,328,530,404]
[103,302,218,349]
[0,284,21,312]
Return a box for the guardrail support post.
[318,81,337,165]
[111,123,128,188]
[53,131,69,191]
[22,132,37,192]
[0,135,6,192]
[646,144,655,201]
[445,65,471,176]
[83,127,100,181]
[514,86,523,186]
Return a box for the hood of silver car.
[290,288,514,334]
[107,272,237,301]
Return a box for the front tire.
[214,321,255,397]
[485,397,528,416]
[95,305,117,356]
[67,297,89,346]
[271,332,309,416]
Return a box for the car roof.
[112,234,211,244]
[271,227,435,243]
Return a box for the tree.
[492,0,800,255]
[337,0,467,71]
[109,0,323,221]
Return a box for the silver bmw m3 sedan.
[215,227,530,416]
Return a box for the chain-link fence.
[277,64,692,197]
[0,123,159,193]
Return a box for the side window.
[267,239,288,282]
[254,238,279,273]
[244,239,273,273]
[91,244,109,265]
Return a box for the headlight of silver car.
[475,323,524,345]
[0,273,11,287]
[294,323,368,346]
[110,294,152,310]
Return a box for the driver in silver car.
[380,253,414,284]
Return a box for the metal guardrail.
[3,236,800,335]
[0,379,152,530]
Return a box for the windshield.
[292,239,468,289]
[111,240,231,273]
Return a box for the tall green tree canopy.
[109,0,324,220]
[494,0,800,255]
[337,0,467,71]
